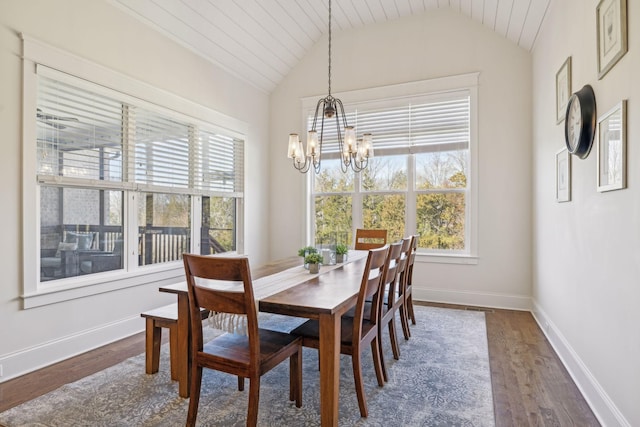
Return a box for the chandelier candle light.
[287,0,373,174]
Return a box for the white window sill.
[23,262,185,309]
[416,253,478,265]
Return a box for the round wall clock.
[564,84,597,159]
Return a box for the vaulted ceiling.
[109,0,551,93]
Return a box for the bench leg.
[168,323,178,381]
[145,318,162,374]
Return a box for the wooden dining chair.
[354,228,388,250]
[395,237,413,341]
[182,254,303,427]
[403,235,419,326]
[376,240,404,382]
[345,239,410,382]
[291,246,389,418]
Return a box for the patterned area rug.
[0,306,494,426]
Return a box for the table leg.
[318,312,341,427]
[176,293,191,398]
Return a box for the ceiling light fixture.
[287,0,373,174]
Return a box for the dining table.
[159,250,369,427]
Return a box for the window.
[31,65,244,288]
[201,196,238,253]
[362,155,408,244]
[309,75,478,260]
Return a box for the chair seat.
[344,301,374,320]
[346,298,397,320]
[200,328,301,370]
[291,317,376,347]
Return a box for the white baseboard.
[531,301,630,427]
[0,316,143,382]
[414,286,532,311]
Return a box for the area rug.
[0,306,494,426]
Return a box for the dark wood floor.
[0,302,600,426]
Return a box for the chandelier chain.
[328,0,332,96]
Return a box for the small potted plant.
[335,244,349,263]
[305,253,323,274]
[298,246,318,269]
[298,246,318,257]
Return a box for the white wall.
[0,0,270,381]
[532,1,639,426]
[269,9,533,310]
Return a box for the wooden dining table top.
[259,256,366,317]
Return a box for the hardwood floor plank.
[0,303,602,427]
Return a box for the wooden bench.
[140,304,208,380]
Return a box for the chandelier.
[287,0,373,174]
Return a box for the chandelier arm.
[357,152,370,172]
[319,104,326,150]
[311,98,324,131]
[335,111,349,173]
[335,98,350,129]
[293,156,311,173]
[352,157,365,172]
[336,114,343,153]
[312,104,325,174]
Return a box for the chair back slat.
[381,242,403,307]
[405,235,418,287]
[354,229,388,250]
[395,237,412,301]
[192,288,248,315]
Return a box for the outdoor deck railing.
[41,224,231,269]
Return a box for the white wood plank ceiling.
[109,0,550,93]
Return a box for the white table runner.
[207,250,367,334]
[252,250,366,299]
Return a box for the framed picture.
[597,0,628,79]
[556,148,571,202]
[556,57,571,124]
[597,100,626,192]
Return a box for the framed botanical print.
[556,148,571,202]
[597,100,626,192]
[556,57,571,124]
[597,0,628,79]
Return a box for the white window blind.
[199,129,244,195]
[37,76,124,182]
[36,71,244,199]
[134,109,191,191]
[309,91,470,156]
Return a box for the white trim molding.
[531,301,631,427]
[414,287,531,311]
[0,316,142,382]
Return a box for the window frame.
[22,34,247,308]
[305,74,479,264]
